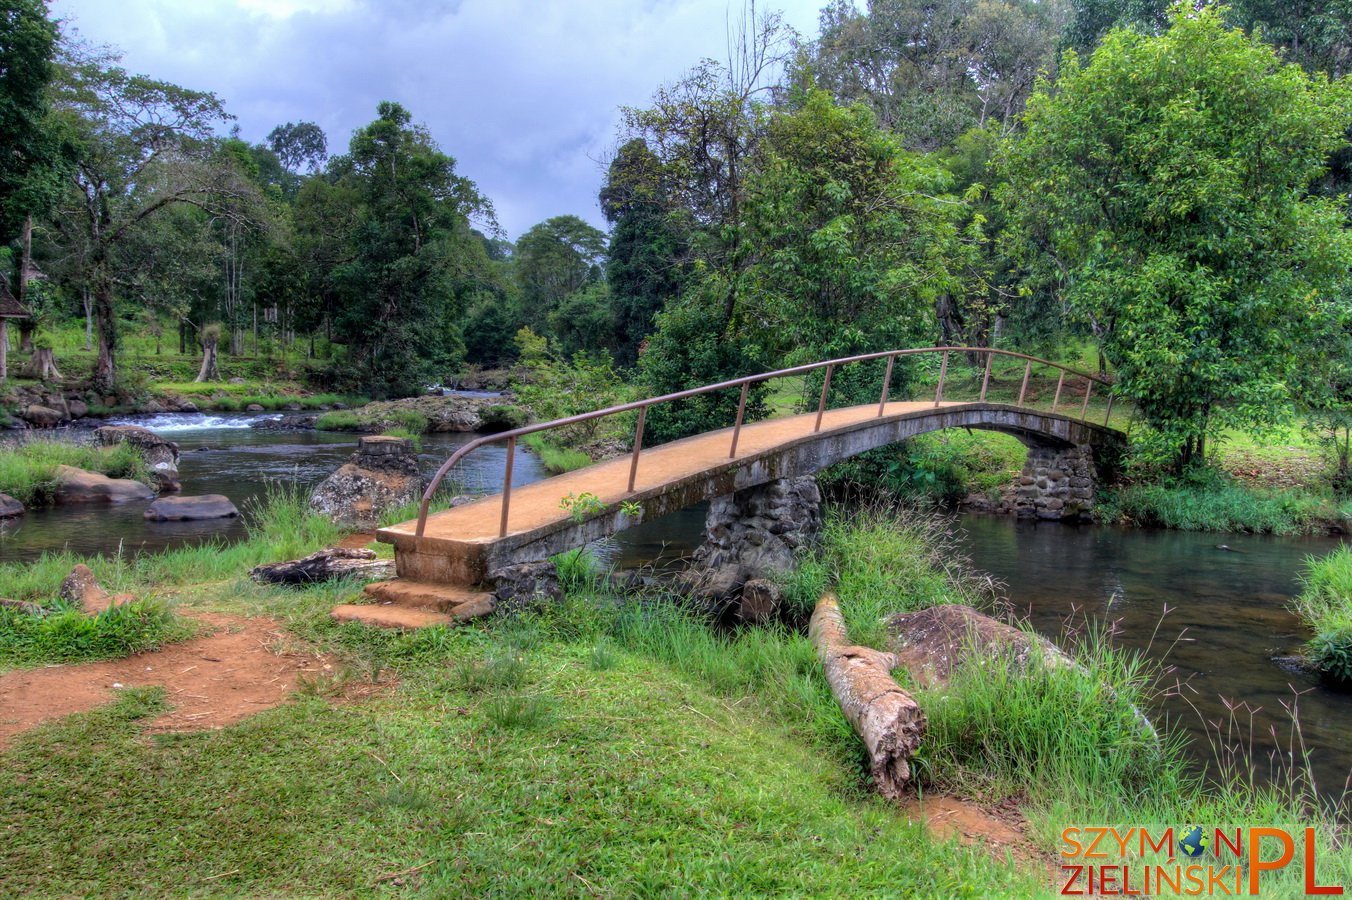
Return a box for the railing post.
[730,383,750,458]
[877,354,895,418]
[498,436,515,538]
[1051,371,1065,413]
[1080,381,1094,422]
[934,350,949,407]
[1017,361,1032,407]
[628,405,647,491]
[979,351,993,402]
[1103,394,1114,427]
[814,364,834,433]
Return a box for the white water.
[107,412,283,432]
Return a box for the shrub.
[1294,546,1352,684]
[479,403,528,432]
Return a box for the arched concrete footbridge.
[373,348,1125,601]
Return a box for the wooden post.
[934,351,948,407]
[499,436,516,537]
[814,365,834,433]
[877,354,895,418]
[0,318,7,384]
[628,406,647,491]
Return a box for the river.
[2,415,1348,795]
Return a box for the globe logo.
[1179,826,1211,858]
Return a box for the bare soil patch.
[0,612,331,747]
[900,793,1054,880]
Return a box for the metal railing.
[414,346,1114,539]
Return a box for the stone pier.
[1014,443,1100,521]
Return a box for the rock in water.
[0,493,23,518]
[21,404,62,428]
[309,436,422,530]
[52,465,156,503]
[144,494,239,521]
[95,425,181,492]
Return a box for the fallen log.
[809,593,926,799]
[0,598,46,617]
[250,548,395,586]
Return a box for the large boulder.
[0,493,23,518]
[309,436,422,530]
[21,405,63,428]
[95,425,181,492]
[144,494,239,521]
[885,604,1074,689]
[52,465,156,503]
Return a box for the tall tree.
[600,138,687,366]
[327,101,493,397]
[513,214,606,333]
[46,48,260,393]
[267,120,327,174]
[1001,4,1352,469]
[0,0,62,245]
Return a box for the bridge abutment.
[1014,443,1100,521]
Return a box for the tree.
[600,138,687,366]
[327,101,493,397]
[513,214,606,334]
[0,0,62,245]
[46,49,261,393]
[267,121,327,174]
[804,0,1069,151]
[1001,4,1352,468]
[740,91,970,400]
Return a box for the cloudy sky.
[49,0,828,238]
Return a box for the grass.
[0,437,150,506]
[1099,476,1338,534]
[0,600,195,667]
[1,493,1348,894]
[522,433,593,474]
[314,409,361,431]
[1293,546,1352,684]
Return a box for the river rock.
[252,414,318,430]
[144,494,239,521]
[21,404,63,428]
[353,395,502,433]
[67,399,89,419]
[250,547,394,585]
[59,563,134,615]
[885,604,1073,688]
[53,465,156,503]
[683,476,822,601]
[245,403,265,412]
[489,560,563,613]
[0,493,23,518]
[309,436,422,530]
[95,425,181,492]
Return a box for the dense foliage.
[2,0,1350,487]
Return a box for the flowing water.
[3,416,1350,794]
[957,515,1351,797]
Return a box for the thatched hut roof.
[0,281,31,319]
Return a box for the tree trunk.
[250,548,394,585]
[20,347,62,381]
[17,215,35,353]
[809,594,926,799]
[82,289,94,352]
[195,331,220,383]
[0,319,7,384]
[93,278,117,395]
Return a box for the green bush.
[380,427,422,450]
[388,409,430,433]
[1101,475,1328,534]
[479,403,528,432]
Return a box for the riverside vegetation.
[2,497,1348,895]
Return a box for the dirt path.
[900,793,1056,881]
[0,613,331,748]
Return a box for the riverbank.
[1296,546,1352,685]
[1,498,1346,895]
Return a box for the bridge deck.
[380,400,950,552]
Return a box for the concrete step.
[331,604,454,630]
[331,579,498,630]
[363,579,495,613]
